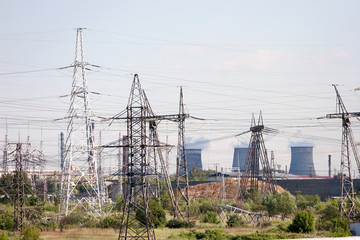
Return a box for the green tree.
[316,203,350,234]
[226,214,245,227]
[20,226,40,240]
[0,172,32,204]
[288,210,315,233]
[0,211,14,231]
[188,167,215,181]
[136,197,166,228]
[202,212,220,224]
[263,191,296,219]
[295,192,320,210]
[0,231,8,240]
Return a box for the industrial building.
[289,146,315,176]
[185,148,202,173]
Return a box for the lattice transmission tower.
[240,113,275,198]
[119,74,156,240]
[324,85,360,219]
[176,86,190,219]
[60,28,103,216]
[219,167,226,202]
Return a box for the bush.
[288,210,315,233]
[113,194,124,211]
[38,219,56,231]
[166,219,195,228]
[0,231,7,240]
[98,214,122,229]
[44,205,57,212]
[263,191,296,219]
[136,197,166,228]
[199,200,217,214]
[202,212,220,224]
[0,212,14,231]
[226,214,245,227]
[59,214,96,231]
[296,194,320,210]
[316,203,350,234]
[180,229,230,240]
[20,226,40,240]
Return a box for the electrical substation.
[2,28,360,239]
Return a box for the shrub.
[189,201,201,217]
[38,219,56,231]
[166,219,194,228]
[44,205,57,212]
[199,200,217,214]
[59,214,96,231]
[202,211,220,224]
[179,229,231,240]
[296,194,320,210]
[98,214,121,229]
[288,210,315,233]
[226,214,245,227]
[0,212,14,231]
[316,203,350,234]
[136,197,166,228]
[263,191,296,219]
[0,231,7,240]
[26,196,42,207]
[20,226,40,240]
[160,191,172,211]
[114,195,124,211]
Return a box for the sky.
[1,0,360,176]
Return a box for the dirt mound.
[187,178,285,201]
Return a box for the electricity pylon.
[325,85,360,219]
[2,125,9,173]
[13,143,25,232]
[60,28,102,216]
[119,74,156,240]
[240,113,275,198]
[219,167,226,202]
[176,86,190,219]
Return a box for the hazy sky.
[1,0,360,175]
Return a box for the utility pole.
[240,113,276,198]
[323,85,360,218]
[60,28,102,216]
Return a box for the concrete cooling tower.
[289,146,315,176]
[232,147,248,172]
[185,148,202,173]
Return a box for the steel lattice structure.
[325,85,360,219]
[60,28,103,216]
[219,167,226,202]
[240,113,275,198]
[176,87,190,219]
[13,143,25,232]
[119,74,156,240]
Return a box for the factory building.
[185,148,202,173]
[289,146,315,176]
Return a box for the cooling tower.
[232,147,248,172]
[289,146,315,176]
[185,148,202,173]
